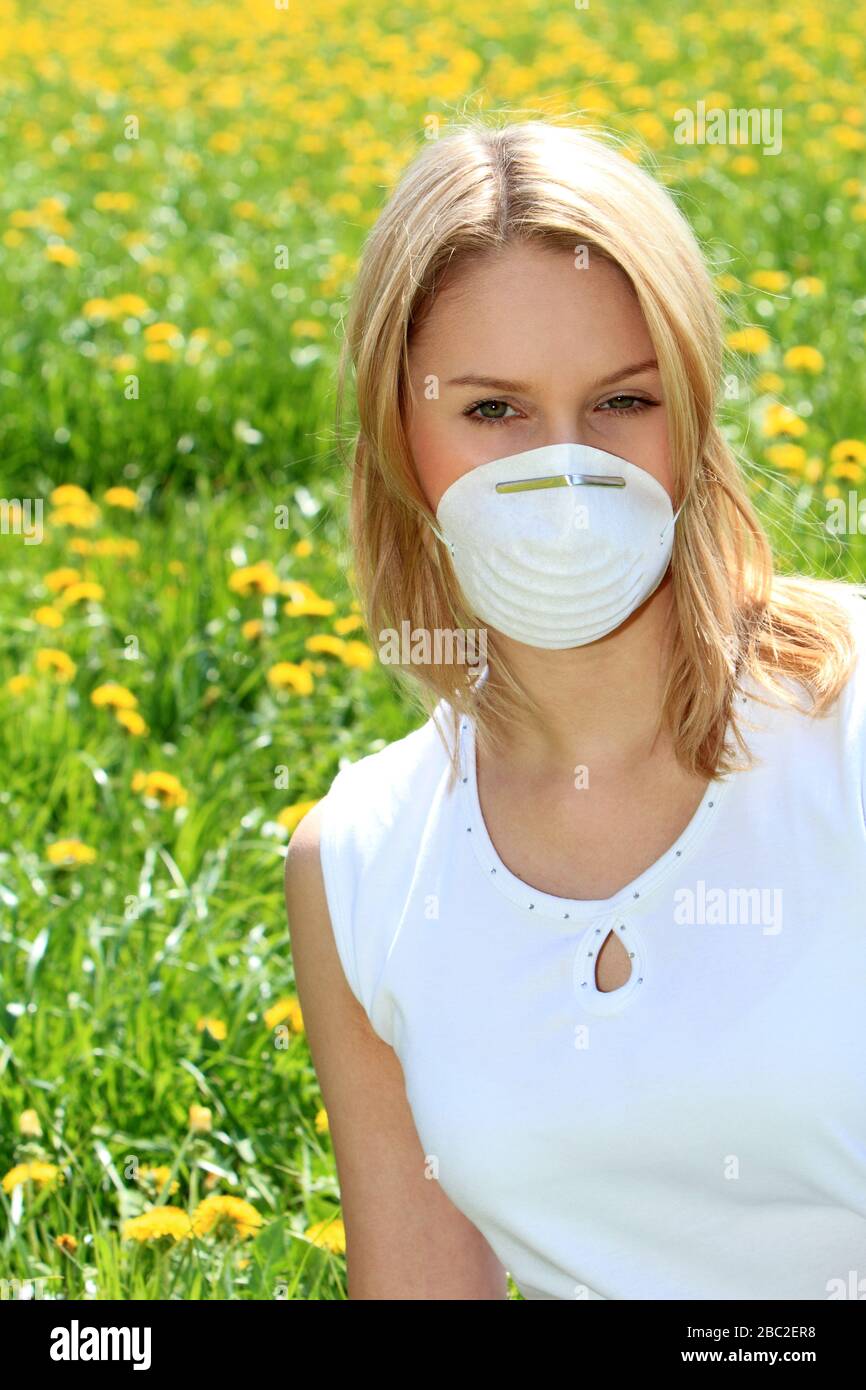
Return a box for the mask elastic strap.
[660,499,684,543]
[427,516,453,552]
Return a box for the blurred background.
[1,0,864,1299]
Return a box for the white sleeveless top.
[318,595,866,1300]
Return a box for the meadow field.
[1,0,865,1299]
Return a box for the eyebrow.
[445,358,660,393]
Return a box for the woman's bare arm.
[283,801,508,1300]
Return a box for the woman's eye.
[463,399,519,425]
[596,395,655,415]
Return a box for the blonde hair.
[335,116,864,787]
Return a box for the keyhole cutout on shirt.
[594,927,632,993]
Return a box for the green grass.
[1,0,865,1299]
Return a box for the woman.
[284,119,866,1300]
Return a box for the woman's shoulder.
[832,582,866,737]
[746,582,866,714]
[310,698,459,1045]
[755,583,866,804]
[818,582,866,711]
[319,697,458,851]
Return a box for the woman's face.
[405,242,672,515]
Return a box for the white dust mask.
[427,442,683,650]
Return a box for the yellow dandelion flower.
[122,1206,192,1243]
[111,353,138,372]
[228,561,282,596]
[93,537,139,558]
[753,371,785,394]
[44,567,82,592]
[91,682,138,710]
[241,618,263,640]
[290,319,326,339]
[277,800,319,834]
[55,1233,78,1254]
[2,1161,63,1194]
[748,270,789,292]
[829,439,866,467]
[829,461,865,483]
[93,191,136,213]
[6,673,35,695]
[333,615,364,636]
[131,770,188,808]
[103,486,140,509]
[49,485,90,508]
[314,1107,329,1135]
[45,243,79,266]
[209,131,241,154]
[340,641,375,670]
[726,326,771,354]
[115,709,148,736]
[792,277,824,296]
[143,342,175,362]
[263,995,304,1033]
[293,538,313,557]
[58,581,105,607]
[46,839,97,866]
[283,596,336,618]
[761,403,807,438]
[143,321,182,343]
[111,293,150,316]
[19,1109,42,1137]
[50,504,100,528]
[195,1017,227,1042]
[300,657,327,676]
[35,648,76,680]
[280,580,320,601]
[823,483,841,500]
[188,1104,212,1133]
[266,662,315,695]
[33,605,64,628]
[833,126,866,151]
[305,634,346,657]
[764,444,807,472]
[8,209,40,229]
[82,297,119,320]
[304,1215,346,1254]
[783,346,824,373]
[137,1165,180,1197]
[189,1194,264,1241]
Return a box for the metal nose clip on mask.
[427,441,684,650]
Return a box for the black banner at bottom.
[4,1294,862,1374]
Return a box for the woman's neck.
[481,575,678,778]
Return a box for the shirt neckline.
[456,708,737,923]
